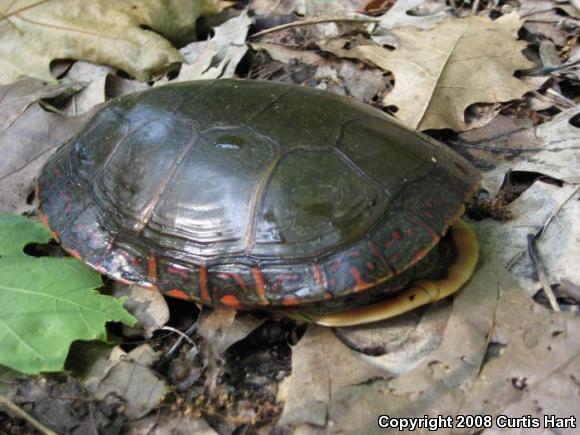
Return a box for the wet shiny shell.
[37,79,479,312]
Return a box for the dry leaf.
[353,14,542,131]
[374,0,448,31]
[128,410,218,435]
[337,299,453,375]
[0,0,222,84]
[279,255,498,432]
[60,61,113,116]
[249,0,306,15]
[94,344,168,419]
[175,10,252,81]
[0,79,88,214]
[278,325,386,427]
[112,283,170,338]
[197,308,264,355]
[251,42,325,65]
[456,261,580,432]
[474,182,580,297]
[459,105,580,194]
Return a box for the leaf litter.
[0,0,579,433]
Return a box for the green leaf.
[0,0,223,85]
[0,213,52,256]
[0,214,136,374]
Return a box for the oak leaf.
[355,14,542,131]
[0,0,222,84]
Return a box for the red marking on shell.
[95,241,113,270]
[167,289,191,300]
[366,262,375,270]
[423,211,434,218]
[390,254,400,264]
[282,295,300,306]
[349,267,368,291]
[348,251,362,257]
[53,168,61,177]
[367,240,392,273]
[252,267,268,303]
[199,266,210,302]
[393,230,402,240]
[39,210,50,229]
[221,294,241,309]
[407,215,439,238]
[148,255,157,282]
[67,248,83,260]
[311,263,325,289]
[328,278,336,288]
[218,272,247,291]
[167,264,189,280]
[405,228,414,236]
[330,258,342,273]
[324,292,333,300]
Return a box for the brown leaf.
[456,260,580,430]
[94,345,168,419]
[0,0,223,84]
[279,253,499,432]
[0,79,89,214]
[351,14,543,131]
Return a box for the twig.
[251,16,380,39]
[527,234,560,312]
[0,394,58,435]
[471,0,481,16]
[507,185,580,272]
[508,185,580,311]
[161,326,196,348]
[537,185,580,241]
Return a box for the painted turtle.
[37,79,479,326]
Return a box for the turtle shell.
[37,79,479,315]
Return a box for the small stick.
[161,325,196,348]
[0,394,58,435]
[471,0,481,16]
[507,185,580,272]
[527,234,560,312]
[251,16,380,39]
[537,185,580,241]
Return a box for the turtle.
[36,79,480,327]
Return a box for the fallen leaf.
[0,0,222,84]
[197,308,264,355]
[175,10,252,81]
[278,325,386,427]
[249,0,306,15]
[251,42,325,65]
[129,410,218,435]
[0,78,78,130]
[336,299,452,375]
[279,253,498,432]
[352,14,543,131]
[112,283,170,338]
[458,105,580,194]
[94,344,168,419]
[456,261,580,431]
[473,182,580,297]
[60,61,113,116]
[374,0,448,31]
[0,80,88,214]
